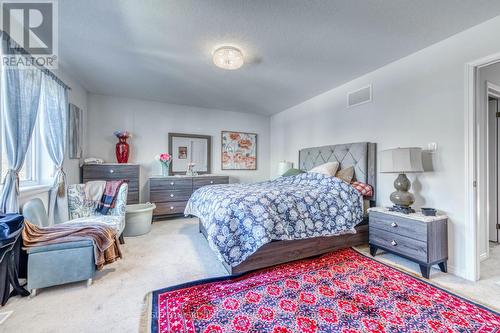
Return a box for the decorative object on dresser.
[380,147,424,214]
[82,163,140,204]
[221,131,257,170]
[67,104,83,159]
[149,175,229,219]
[114,130,131,163]
[368,207,448,279]
[168,133,211,175]
[156,153,172,176]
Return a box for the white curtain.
[0,36,43,213]
[40,73,69,224]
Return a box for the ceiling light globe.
[213,46,244,70]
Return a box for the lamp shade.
[379,147,424,173]
[278,161,293,175]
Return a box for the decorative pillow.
[336,166,355,183]
[351,181,374,197]
[282,168,306,177]
[308,162,340,177]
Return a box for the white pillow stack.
[308,161,340,177]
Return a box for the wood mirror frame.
[168,133,212,175]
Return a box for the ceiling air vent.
[347,85,372,108]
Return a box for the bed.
[186,142,376,275]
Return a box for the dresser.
[150,175,229,219]
[368,207,448,279]
[82,163,140,204]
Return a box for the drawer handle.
[391,240,397,246]
[210,180,214,184]
[170,206,174,210]
[391,222,398,228]
[170,182,174,186]
[109,169,114,174]
[170,194,174,197]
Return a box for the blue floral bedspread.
[185,173,363,268]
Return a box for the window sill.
[0,184,52,198]
[19,184,52,197]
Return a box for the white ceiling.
[59,0,500,115]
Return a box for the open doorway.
[478,62,500,281]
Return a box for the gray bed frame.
[199,142,377,275]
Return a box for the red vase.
[115,137,129,163]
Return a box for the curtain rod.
[0,31,71,91]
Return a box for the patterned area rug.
[149,249,500,333]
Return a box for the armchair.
[66,183,128,243]
[21,182,128,295]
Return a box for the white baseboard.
[480,252,489,262]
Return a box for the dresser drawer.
[369,211,426,241]
[83,165,139,180]
[151,189,192,202]
[370,227,427,262]
[154,201,188,216]
[193,177,228,190]
[150,178,192,190]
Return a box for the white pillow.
[308,161,340,177]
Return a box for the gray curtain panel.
[0,37,43,213]
[40,73,70,224]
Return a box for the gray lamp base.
[389,173,416,214]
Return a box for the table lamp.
[380,147,423,214]
[278,161,293,176]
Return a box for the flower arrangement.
[156,153,172,176]
[113,130,131,139]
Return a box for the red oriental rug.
[148,248,500,333]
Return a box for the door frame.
[487,83,500,249]
[465,52,500,281]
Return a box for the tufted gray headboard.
[299,142,376,200]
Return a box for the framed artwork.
[221,131,257,170]
[68,103,82,159]
[178,146,187,159]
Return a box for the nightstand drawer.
[369,211,426,241]
[370,228,427,262]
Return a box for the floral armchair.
[65,183,128,239]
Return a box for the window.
[0,117,42,187]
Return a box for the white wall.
[270,15,500,280]
[86,94,270,202]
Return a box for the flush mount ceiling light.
[213,46,244,70]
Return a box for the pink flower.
[159,153,171,162]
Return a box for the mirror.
[168,133,211,175]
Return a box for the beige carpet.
[1,217,499,332]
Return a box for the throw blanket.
[22,220,122,269]
[96,180,124,215]
[84,180,106,202]
[185,172,363,267]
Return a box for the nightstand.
[368,207,448,279]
